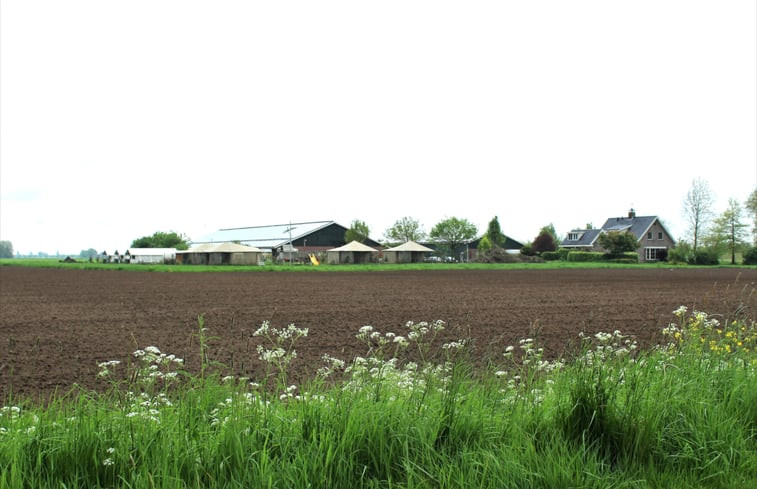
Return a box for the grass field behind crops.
[2,257,752,273]
[1,302,755,488]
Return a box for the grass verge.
[1,306,755,488]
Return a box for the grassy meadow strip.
[1,305,756,488]
[1,257,747,273]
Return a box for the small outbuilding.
[383,241,435,264]
[178,242,263,265]
[126,248,177,264]
[327,241,379,264]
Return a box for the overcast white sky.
[1,1,755,255]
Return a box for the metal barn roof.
[193,221,338,250]
[181,242,262,253]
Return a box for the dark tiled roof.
[599,216,657,240]
[560,228,602,247]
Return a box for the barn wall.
[229,252,261,265]
[184,253,209,265]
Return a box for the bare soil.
[1,266,754,400]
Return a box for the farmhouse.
[327,240,379,264]
[178,242,263,265]
[192,221,381,262]
[560,209,675,262]
[383,241,435,264]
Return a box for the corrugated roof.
[192,221,337,250]
[181,242,262,253]
[328,241,378,252]
[384,241,434,252]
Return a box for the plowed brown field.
[1,266,754,400]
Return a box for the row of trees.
[345,216,479,259]
[682,179,756,265]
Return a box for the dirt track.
[1,266,754,400]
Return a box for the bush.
[668,243,693,264]
[567,251,604,262]
[541,251,560,261]
[557,248,571,261]
[742,246,757,265]
[520,244,536,256]
[691,248,720,265]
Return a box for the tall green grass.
[1,305,755,488]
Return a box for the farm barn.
[126,248,177,264]
[383,241,434,263]
[192,221,381,262]
[178,242,263,265]
[327,240,379,264]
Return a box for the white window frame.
[645,247,666,261]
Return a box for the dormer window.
[568,232,582,241]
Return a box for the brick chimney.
[628,208,636,218]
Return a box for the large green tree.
[384,216,425,243]
[597,231,638,256]
[345,219,370,243]
[485,216,504,248]
[131,231,189,250]
[0,240,13,258]
[539,223,560,244]
[683,178,715,251]
[708,198,748,265]
[746,187,757,245]
[79,248,98,259]
[430,217,478,257]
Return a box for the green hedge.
[557,248,571,261]
[567,251,604,262]
[541,251,560,261]
[603,252,639,263]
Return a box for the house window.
[568,232,580,241]
[658,232,663,240]
[647,232,652,240]
[645,247,666,261]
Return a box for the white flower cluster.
[97,360,121,378]
[356,325,409,349]
[209,391,268,428]
[0,406,39,437]
[406,320,445,341]
[253,321,309,342]
[662,307,720,348]
[252,322,309,379]
[102,447,116,467]
[579,330,638,366]
[130,346,184,387]
[317,354,347,378]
